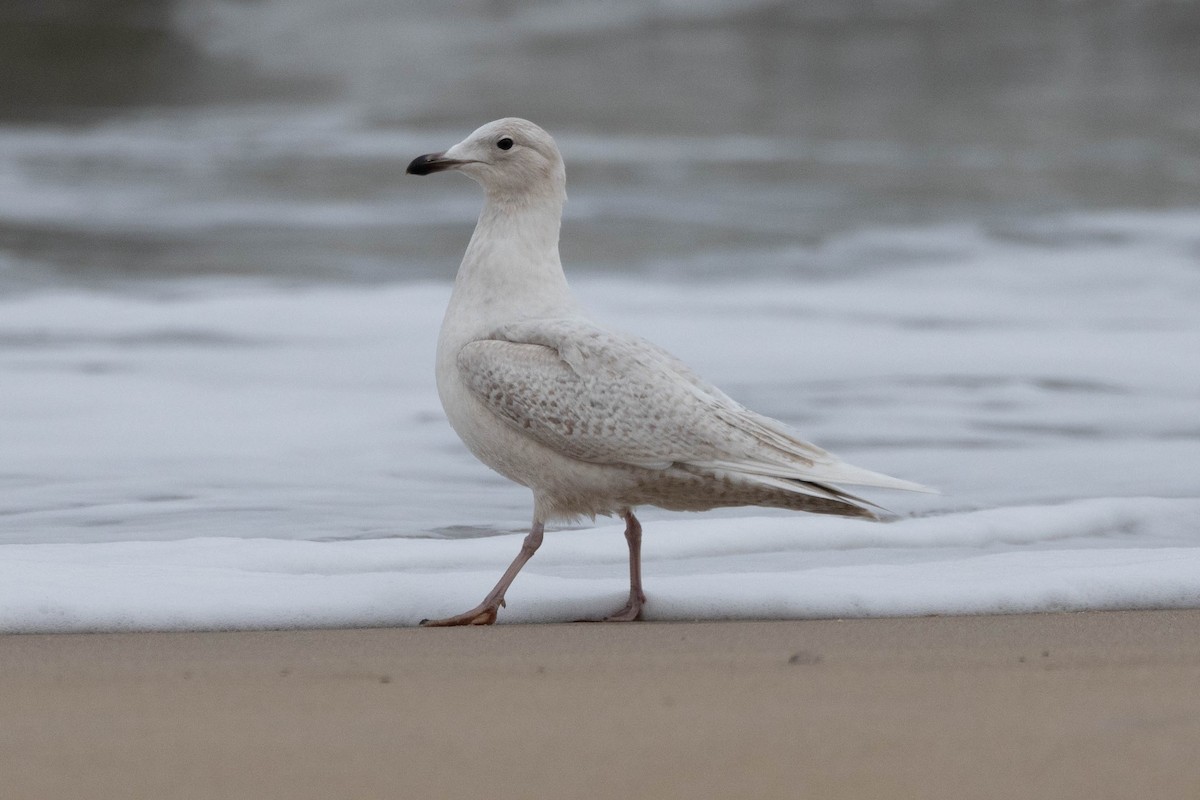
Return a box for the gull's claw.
[601,597,644,622]
[420,605,499,627]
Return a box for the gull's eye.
[496,137,514,151]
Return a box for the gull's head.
[406,118,566,204]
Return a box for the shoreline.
[4,610,1199,799]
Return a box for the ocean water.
[2,2,1199,630]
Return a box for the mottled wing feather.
[457,336,726,469]
[458,318,930,491]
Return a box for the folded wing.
[457,317,931,496]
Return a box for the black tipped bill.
[406,152,465,176]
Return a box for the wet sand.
[3,610,1199,799]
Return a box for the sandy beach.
[2,610,1198,799]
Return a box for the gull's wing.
[457,317,929,492]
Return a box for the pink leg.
[602,510,646,622]
[421,522,544,627]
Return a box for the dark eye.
[496,137,514,151]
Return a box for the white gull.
[406,118,930,626]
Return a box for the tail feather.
[700,458,937,495]
[723,470,882,519]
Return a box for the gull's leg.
[421,521,544,627]
[602,510,646,622]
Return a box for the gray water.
[3,1,1200,547]
[2,0,1199,292]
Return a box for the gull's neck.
[448,189,577,328]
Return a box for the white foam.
[0,497,1196,632]
[2,208,1199,629]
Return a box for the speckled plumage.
[408,118,929,625]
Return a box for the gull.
[407,118,929,626]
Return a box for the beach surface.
[4,610,1199,799]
